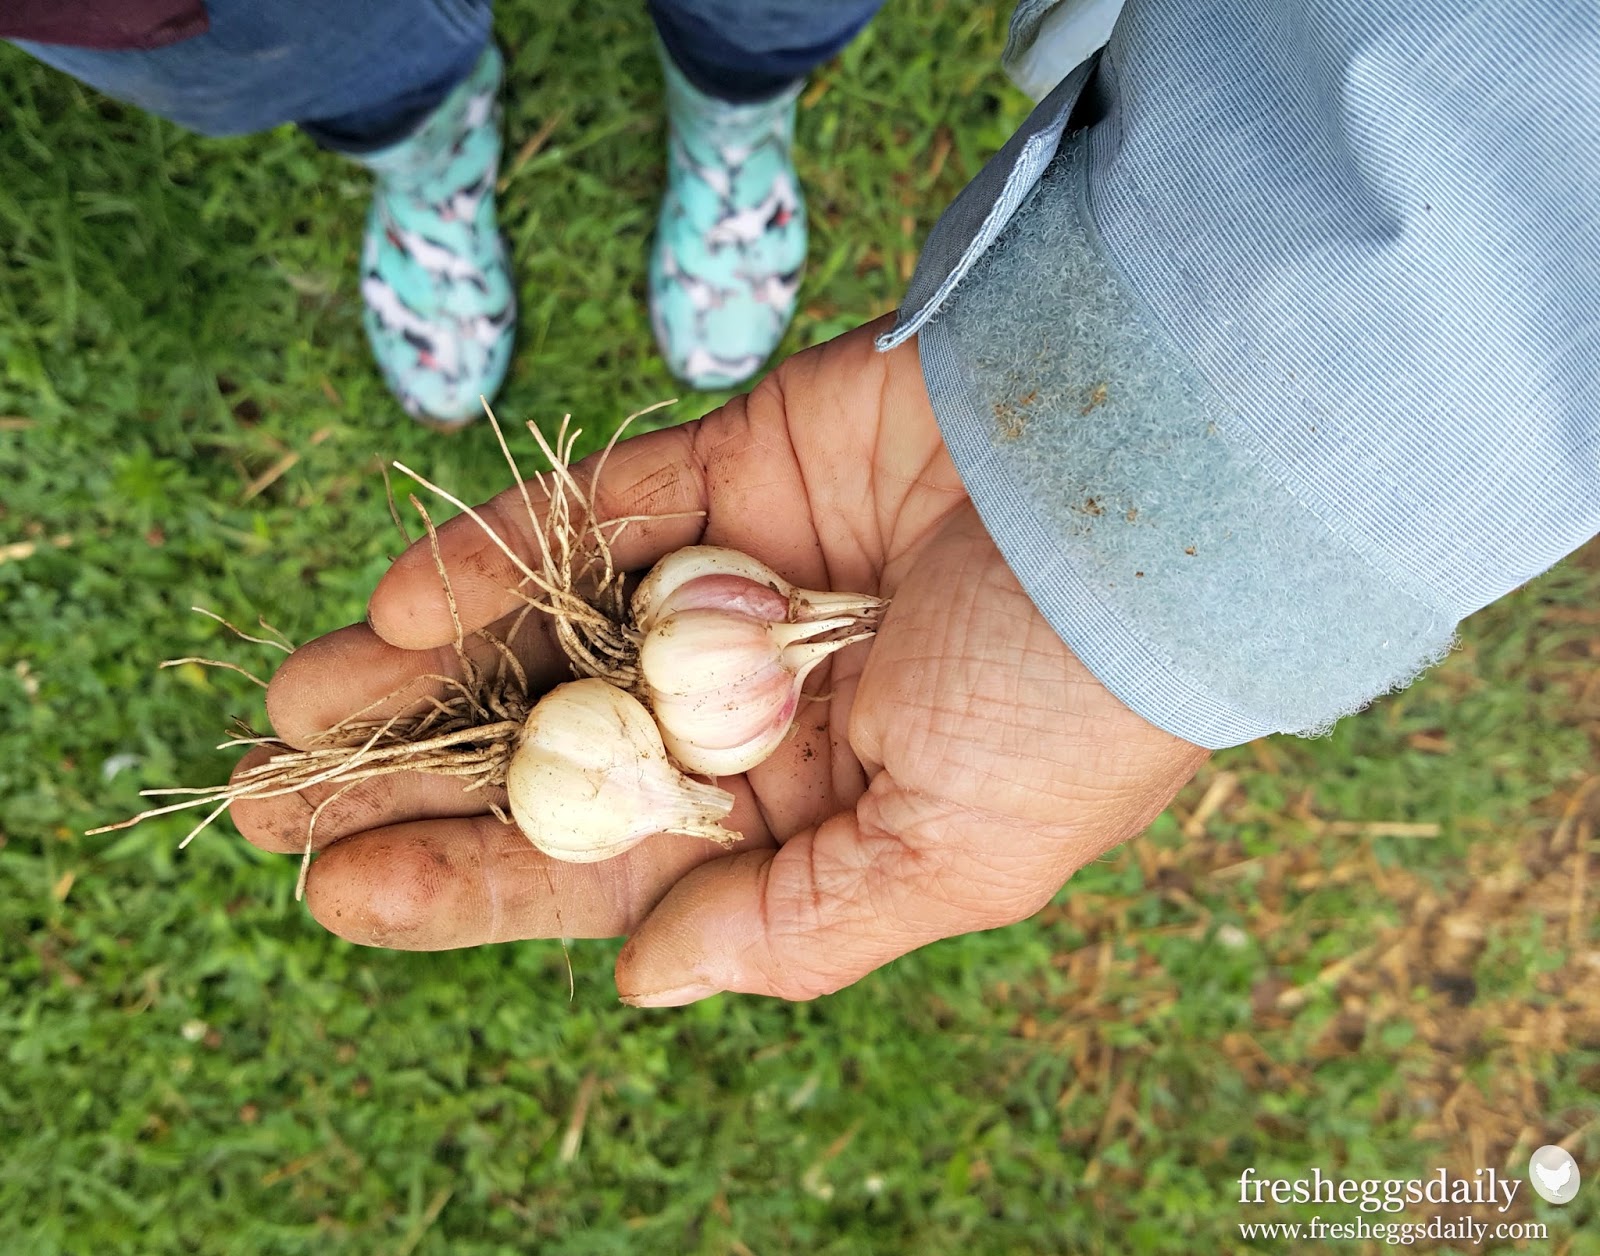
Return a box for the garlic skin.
[631,548,887,777]
[507,678,736,863]
[631,545,885,634]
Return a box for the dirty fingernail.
[620,982,719,1008]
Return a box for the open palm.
[237,322,1205,1003]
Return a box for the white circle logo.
[1527,1145,1580,1205]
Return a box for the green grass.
[1,4,1596,1253]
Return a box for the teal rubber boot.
[356,46,515,425]
[648,50,807,390]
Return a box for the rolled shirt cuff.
[915,137,1457,749]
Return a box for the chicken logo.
[1527,1145,1580,1205]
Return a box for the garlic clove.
[631,545,887,633]
[639,608,785,695]
[648,570,791,626]
[507,678,736,863]
[638,609,798,770]
[631,547,790,630]
[656,697,799,779]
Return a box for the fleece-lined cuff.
[916,137,1456,750]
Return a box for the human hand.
[234,322,1208,1003]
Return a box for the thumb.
[613,776,1067,1005]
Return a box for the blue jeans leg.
[648,0,890,102]
[12,0,492,153]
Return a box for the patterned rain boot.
[356,45,515,425]
[649,48,807,390]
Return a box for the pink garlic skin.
[653,573,789,623]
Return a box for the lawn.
[1,3,1595,1253]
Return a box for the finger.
[264,613,566,750]
[370,422,710,649]
[230,743,509,854]
[303,792,775,950]
[613,773,1082,1006]
[736,655,870,840]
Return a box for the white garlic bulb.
[507,678,736,863]
[630,547,887,777]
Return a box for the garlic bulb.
[631,547,887,776]
[507,678,736,863]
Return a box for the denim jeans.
[648,0,886,102]
[14,0,891,151]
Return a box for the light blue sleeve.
[881,0,1600,749]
